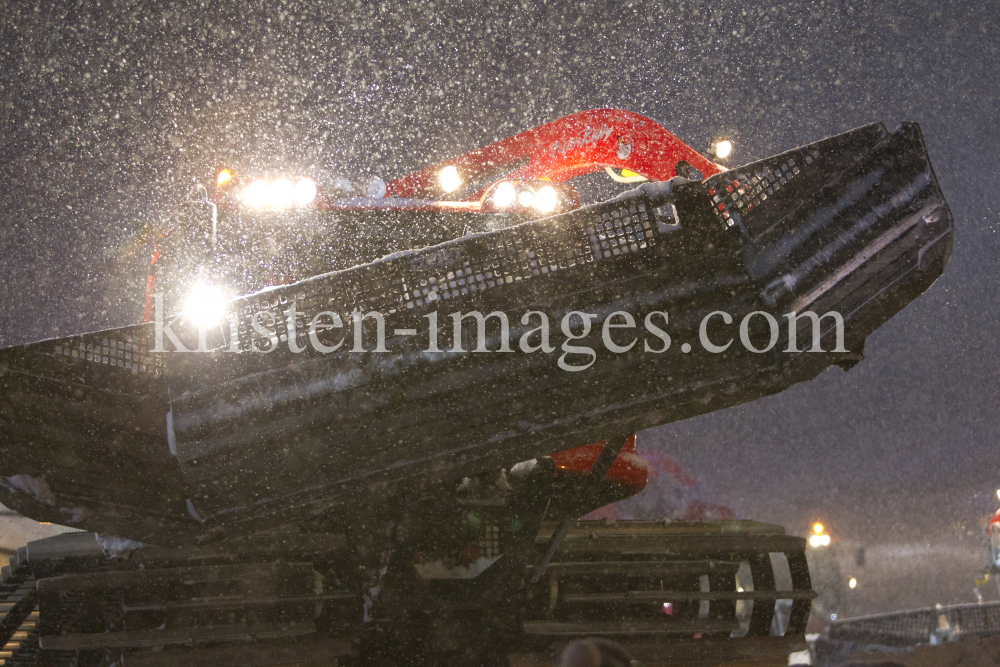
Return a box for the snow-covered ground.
[0,503,79,556]
[807,538,994,628]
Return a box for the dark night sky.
[1,1,997,548]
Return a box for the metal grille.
[706,150,814,233]
[706,122,893,241]
[235,191,666,353]
[39,326,164,377]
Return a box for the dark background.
[1,0,997,609]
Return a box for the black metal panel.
[157,206,521,310]
[0,327,196,543]
[704,122,890,241]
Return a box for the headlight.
[482,179,575,215]
[365,177,387,198]
[492,181,516,208]
[535,185,558,213]
[270,178,294,209]
[808,534,831,547]
[713,139,733,159]
[439,165,461,193]
[244,179,270,208]
[183,284,227,328]
[294,178,318,205]
[242,177,319,209]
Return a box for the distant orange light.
[217,169,233,186]
[813,523,824,535]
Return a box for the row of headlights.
[220,167,562,214]
[191,172,566,325]
[221,132,736,212]
[438,165,562,214]
[242,177,318,209]
[491,181,560,213]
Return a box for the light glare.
[183,284,227,328]
[715,140,733,159]
[217,169,233,186]
[518,189,535,207]
[813,523,824,535]
[849,578,857,589]
[270,178,294,209]
[535,185,558,213]
[809,534,831,548]
[440,165,461,193]
[244,179,270,208]
[493,182,516,208]
[294,178,317,206]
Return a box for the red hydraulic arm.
[388,109,723,200]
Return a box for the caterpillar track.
[1,549,42,667]
[0,520,812,667]
[517,520,815,666]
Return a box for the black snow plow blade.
[0,122,953,545]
